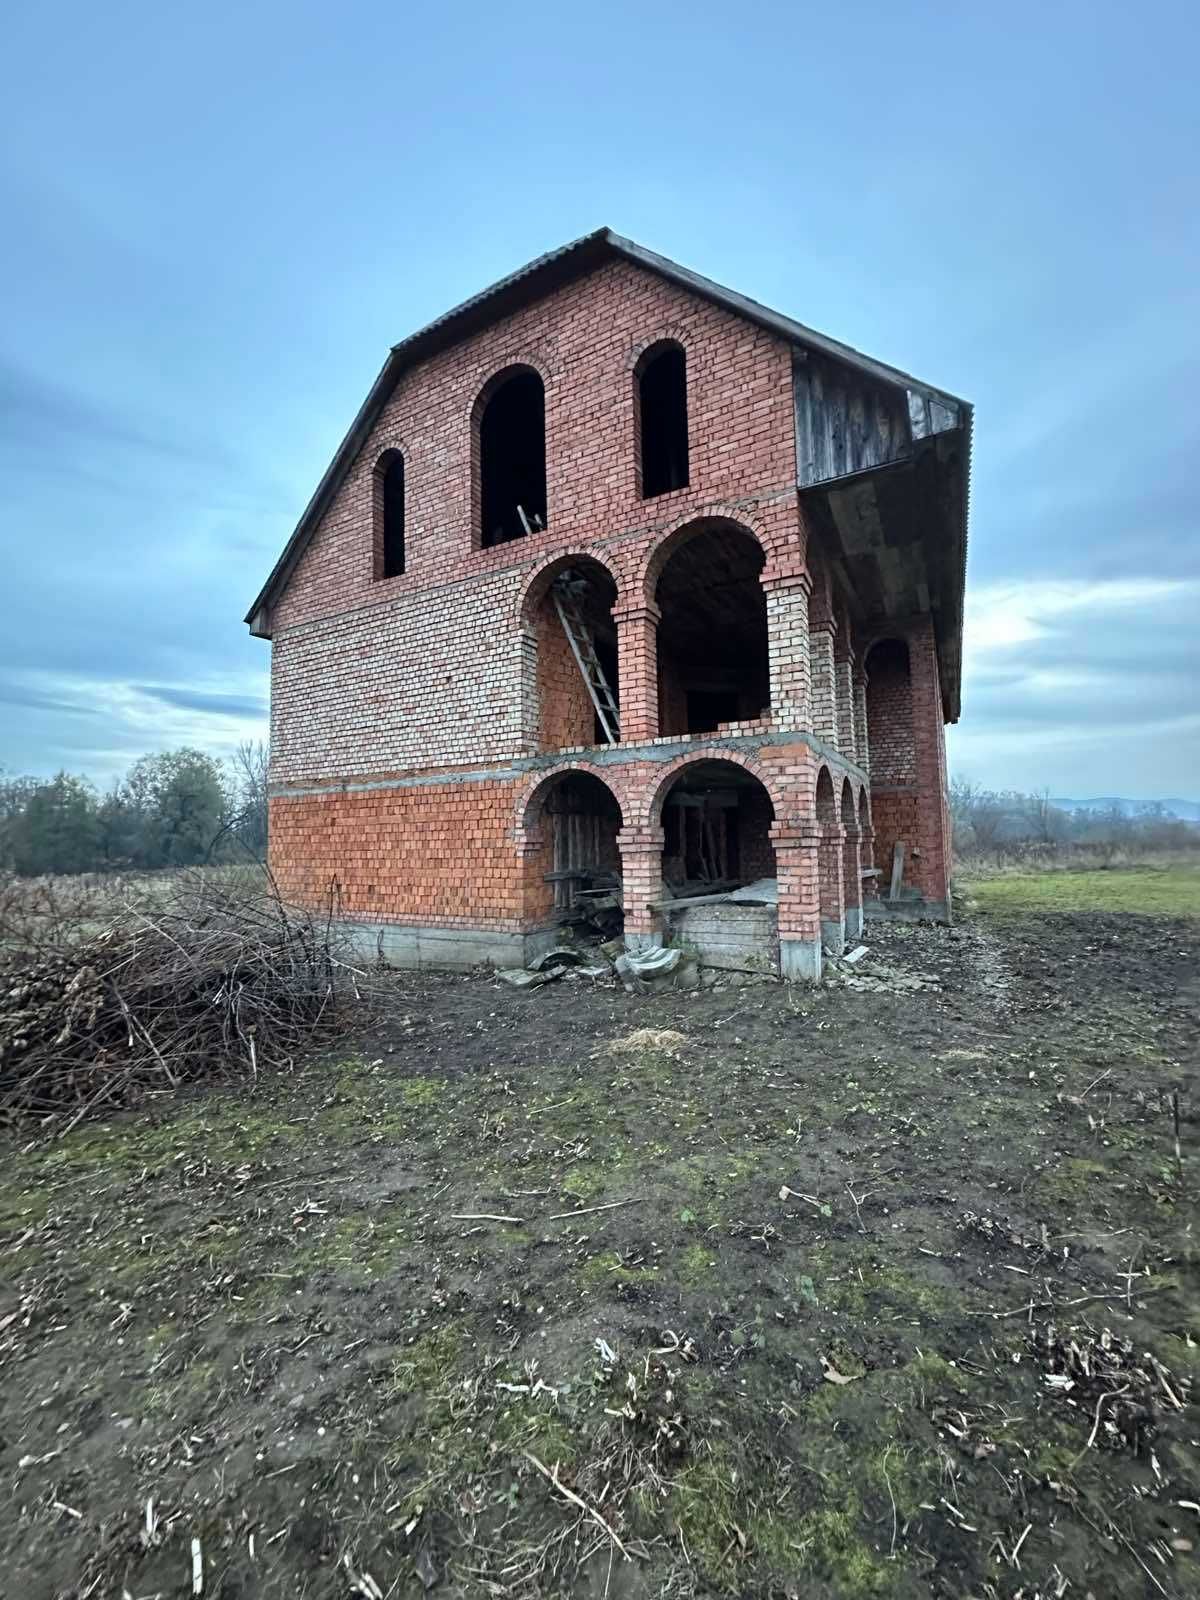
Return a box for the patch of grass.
[971,866,1200,917]
[578,1248,658,1287]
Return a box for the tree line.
[0,743,268,877]
[949,779,1199,862]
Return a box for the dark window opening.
[526,772,624,936]
[639,344,689,498]
[479,369,547,547]
[660,761,775,891]
[379,452,406,578]
[655,523,768,737]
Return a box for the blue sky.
[2,0,1197,799]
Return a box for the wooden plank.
[889,842,906,902]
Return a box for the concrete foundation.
[821,917,846,955]
[339,920,530,971]
[668,902,779,975]
[780,937,823,981]
[845,907,864,940]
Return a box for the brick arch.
[814,763,838,824]
[513,548,625,632]
[638,747,783,831]
[857,785,872,828]
[625,325,692,373]
[635,505,775,607]
[465,354,554,423]
[840,775,857,825]
[514,761,628,845]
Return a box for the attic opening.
[655,523,769,737]
[477,367,547,547]
[660,761,776,890]
[637,342,689,498]
[523,771,623,935]
[533,561,620,751]
[373,450,406,579]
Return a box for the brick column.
[618,825,665,952]
[835,646,856,759]
[771,822,823,981]
[614,602,660,745]
[906,619,952,919]
[859,822,878,906]
[819,822,846,954]
[853,670,870,772]
[761,563,812,729]
[842,822,864,940]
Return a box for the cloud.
[951,575,1200,795]
[0,670,268,784]
[133,684,268,719]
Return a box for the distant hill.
[1051,797,1200,822]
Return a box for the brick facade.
[255,246,962,978]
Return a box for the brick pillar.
[853,670,870,772]
[761,564,812,729]
[842,822,863,940]
[819,822,845,954]
[614,602,660,745]
[809,624,838,749]
[771,822,823,981]
[618,825,665,952]
[906,619,952,919]
[835,646,856,759]
[515,626,540,754]
[859,822,878,904]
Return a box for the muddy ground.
[1,905,1197,1599]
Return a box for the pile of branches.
[0,870,369,1129]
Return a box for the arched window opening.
[523,772,623,937]
[864,638,915,894]
[638,343,689,498]
[655,523,768,737]
[478,369,546,547]
[374,450,406,579]
[656,760,778,973]
[532,561,619,752]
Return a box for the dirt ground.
[1,901,1197,1599]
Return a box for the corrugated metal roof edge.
[245,227,972,630]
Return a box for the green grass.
[970,865,1200,917]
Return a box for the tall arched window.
[477,367,547,547]
[637,342,689,498]
[374,450,405,579]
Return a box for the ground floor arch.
[519,768,624,936]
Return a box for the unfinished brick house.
[246,230,971,980]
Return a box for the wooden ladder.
[552,577,620,745]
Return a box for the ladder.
[551,577,621,745]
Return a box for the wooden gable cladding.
[793,351,959,489]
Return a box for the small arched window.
[477,367,547,547]
[375,450,405,579]
[637,342,689,498]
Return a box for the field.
[968,862,1200,918]
[1,884,1197,1598]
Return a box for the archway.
[654,758,779,972]
[523,558,620,751]
[653,521,768,736]
[521,770,623,935]
[475,366,546,546]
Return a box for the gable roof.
[245,230,972,711]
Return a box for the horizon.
[2,1,1197,799]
